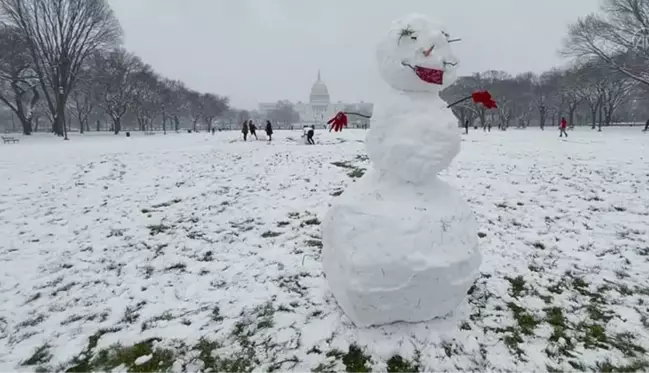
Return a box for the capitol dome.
[309,70,330,105]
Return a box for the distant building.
[259,70,373,128]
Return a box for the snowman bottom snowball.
[321,172,482,327]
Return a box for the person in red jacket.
[559,117,568,138]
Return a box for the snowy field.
[1,128,648,372]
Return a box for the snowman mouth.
[402,63,444,85]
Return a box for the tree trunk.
[604,104,613,128]
[568,106,577,130]
[113,116,121,134]
[539,106,546,130]
[96,120,101,132]
[52,97,66,137]
[17,111,33,135]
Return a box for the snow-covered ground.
[0,128,648,372]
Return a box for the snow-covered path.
[0,128,648,372]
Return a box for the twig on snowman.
[327,90,497,131]
[447,91,498,109]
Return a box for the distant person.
[464,120,469,134]
[242,120,249,141]
[559,117,568,138]
[249,120,258,140]
[211,127,215,135]
[307,125,315,145]
[644,118,649,132]
[265,120,273,142]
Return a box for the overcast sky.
[107,0,600,110]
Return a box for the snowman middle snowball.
[321,13,482,327]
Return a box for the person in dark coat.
[265,120,273,141]
[307,125,315,145]
[464,120,469,134]
[249,120,258,140]
[643,119,649,132]
[242,120,249,141]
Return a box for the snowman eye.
[398,26,416,43]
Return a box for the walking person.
[307,125,315,145]
[643,118,649,132]
[464,120,469,135]
[559,117,568,138]
[265,120,273,142]
[242,120,249,141]
[249,120,258,140]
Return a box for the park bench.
[1,136,19,144]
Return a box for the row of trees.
[0,0,230,138]
[442,0,649,131]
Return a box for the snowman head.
[376,14,459,93]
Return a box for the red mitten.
[327,112,348,132]
[471,91,498,109]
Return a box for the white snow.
[0,128,648,372]
[322,14,480,327]
[134,354,152,365]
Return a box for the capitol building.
[259,71,373,127]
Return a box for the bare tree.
[68,60,99,133]
[0,24,40,134]
[90,49,142,134]
[200,93,228,132]
[186,90,203,131]
[268,100,299,127]
[159,79,187,134]
[563,0,649,87]
[131,66,161,132]
[601,71,636,128]
[0,0,121,139]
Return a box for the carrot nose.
[423,45,435,57]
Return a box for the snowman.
[322,13,484,327]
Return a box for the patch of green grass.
[331,161,353,169]
[22,344,51,366]
[531,242,546,250]
[342,345,371,372]
[194,339,256,372]
[507,302,539,336]
[505,276,527,298]
[164,263,186,272]
[331,161,366,179]
[347,168,366,179]
[147,224,171,236]
[261,231,282,238]
[151,199,182,209]
[90,339,175,373]
[386,355,419,372]
[596,359,649,372]
[302,218,321,226]
[305,239,323,248]
[17,314,47,328]
[503,329,525,357]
